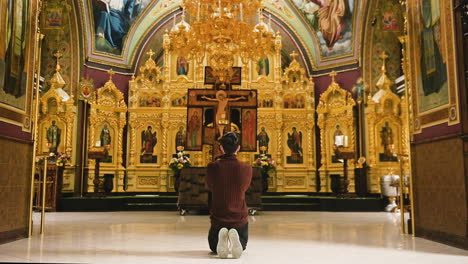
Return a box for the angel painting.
[287,127,303,164]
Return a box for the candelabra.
[168,0,277,85]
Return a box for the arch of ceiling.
[79,0,365,73]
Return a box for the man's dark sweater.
[205,154,252,228]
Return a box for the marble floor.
[0,211,466,263]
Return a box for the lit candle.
[219,0,222,15]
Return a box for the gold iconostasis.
[35,32,408,194]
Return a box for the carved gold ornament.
[168,1,277,83]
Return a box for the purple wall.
[413,123,462,142]
[82,66,131,103]
[0,121,32,142]
[314,69,361,102]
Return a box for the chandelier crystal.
[168,0,278,85]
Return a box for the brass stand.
[334,146,356,196]
[88,147,109,196]
[40,158,47,234]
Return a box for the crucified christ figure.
[201,90,246,138]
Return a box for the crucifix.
[201,90,246,138]
[186,89,257,159]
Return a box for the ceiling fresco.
[80,0,365,72]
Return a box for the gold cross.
[380,51,389,73]
[379,51,389,63]
[108,68,115,80]
[290,51,298,61]
[54,50,62,72]
[330,70,337,83]
[147,49,155,59]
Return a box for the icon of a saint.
[257,57,270,76]
[380,122,394,159]
[175,126,186,152]
[46,121,61,153]
[93,0,143,52]
[141,126,157,155]
[188,111,200,148]
[176,56,189,75]
[257,127,270,154]
[242,110,255,150]
[100,124,111,147]
[287,127,303,162]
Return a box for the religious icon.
[257,127,270,154]
[46,121,61,153]
[92,0,149,54]
[100,124,111,147]
[141,126,157,155]
[171,94,187,107]
[204,67,242,85]
[140,125,157,163]
[45,8,63,28]
[1,0,29,100]
[176,56,189,76]
[379,122,397,162]
[201,90,246,138]
[382,12,399,31]
[287,127,303,164]
[312,0,347,50]
[175,126,186,152]
[257,57,270,76]
[187,109,202,150]
[241,109,256,151]
[418,0,447,97]
[284,95,305,109]
[139,94,161,107]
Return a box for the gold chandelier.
[168,0,278,85]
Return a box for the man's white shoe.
[216,228,229,259]
[228,229,243,259]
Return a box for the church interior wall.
[405,0,467,249]
[0,137,33,244]
[411,138,467,248]
[0,0,43,244]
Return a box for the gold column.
[399,0,416,236]
[28,2,45,235]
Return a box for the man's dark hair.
[220,132,240,155]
